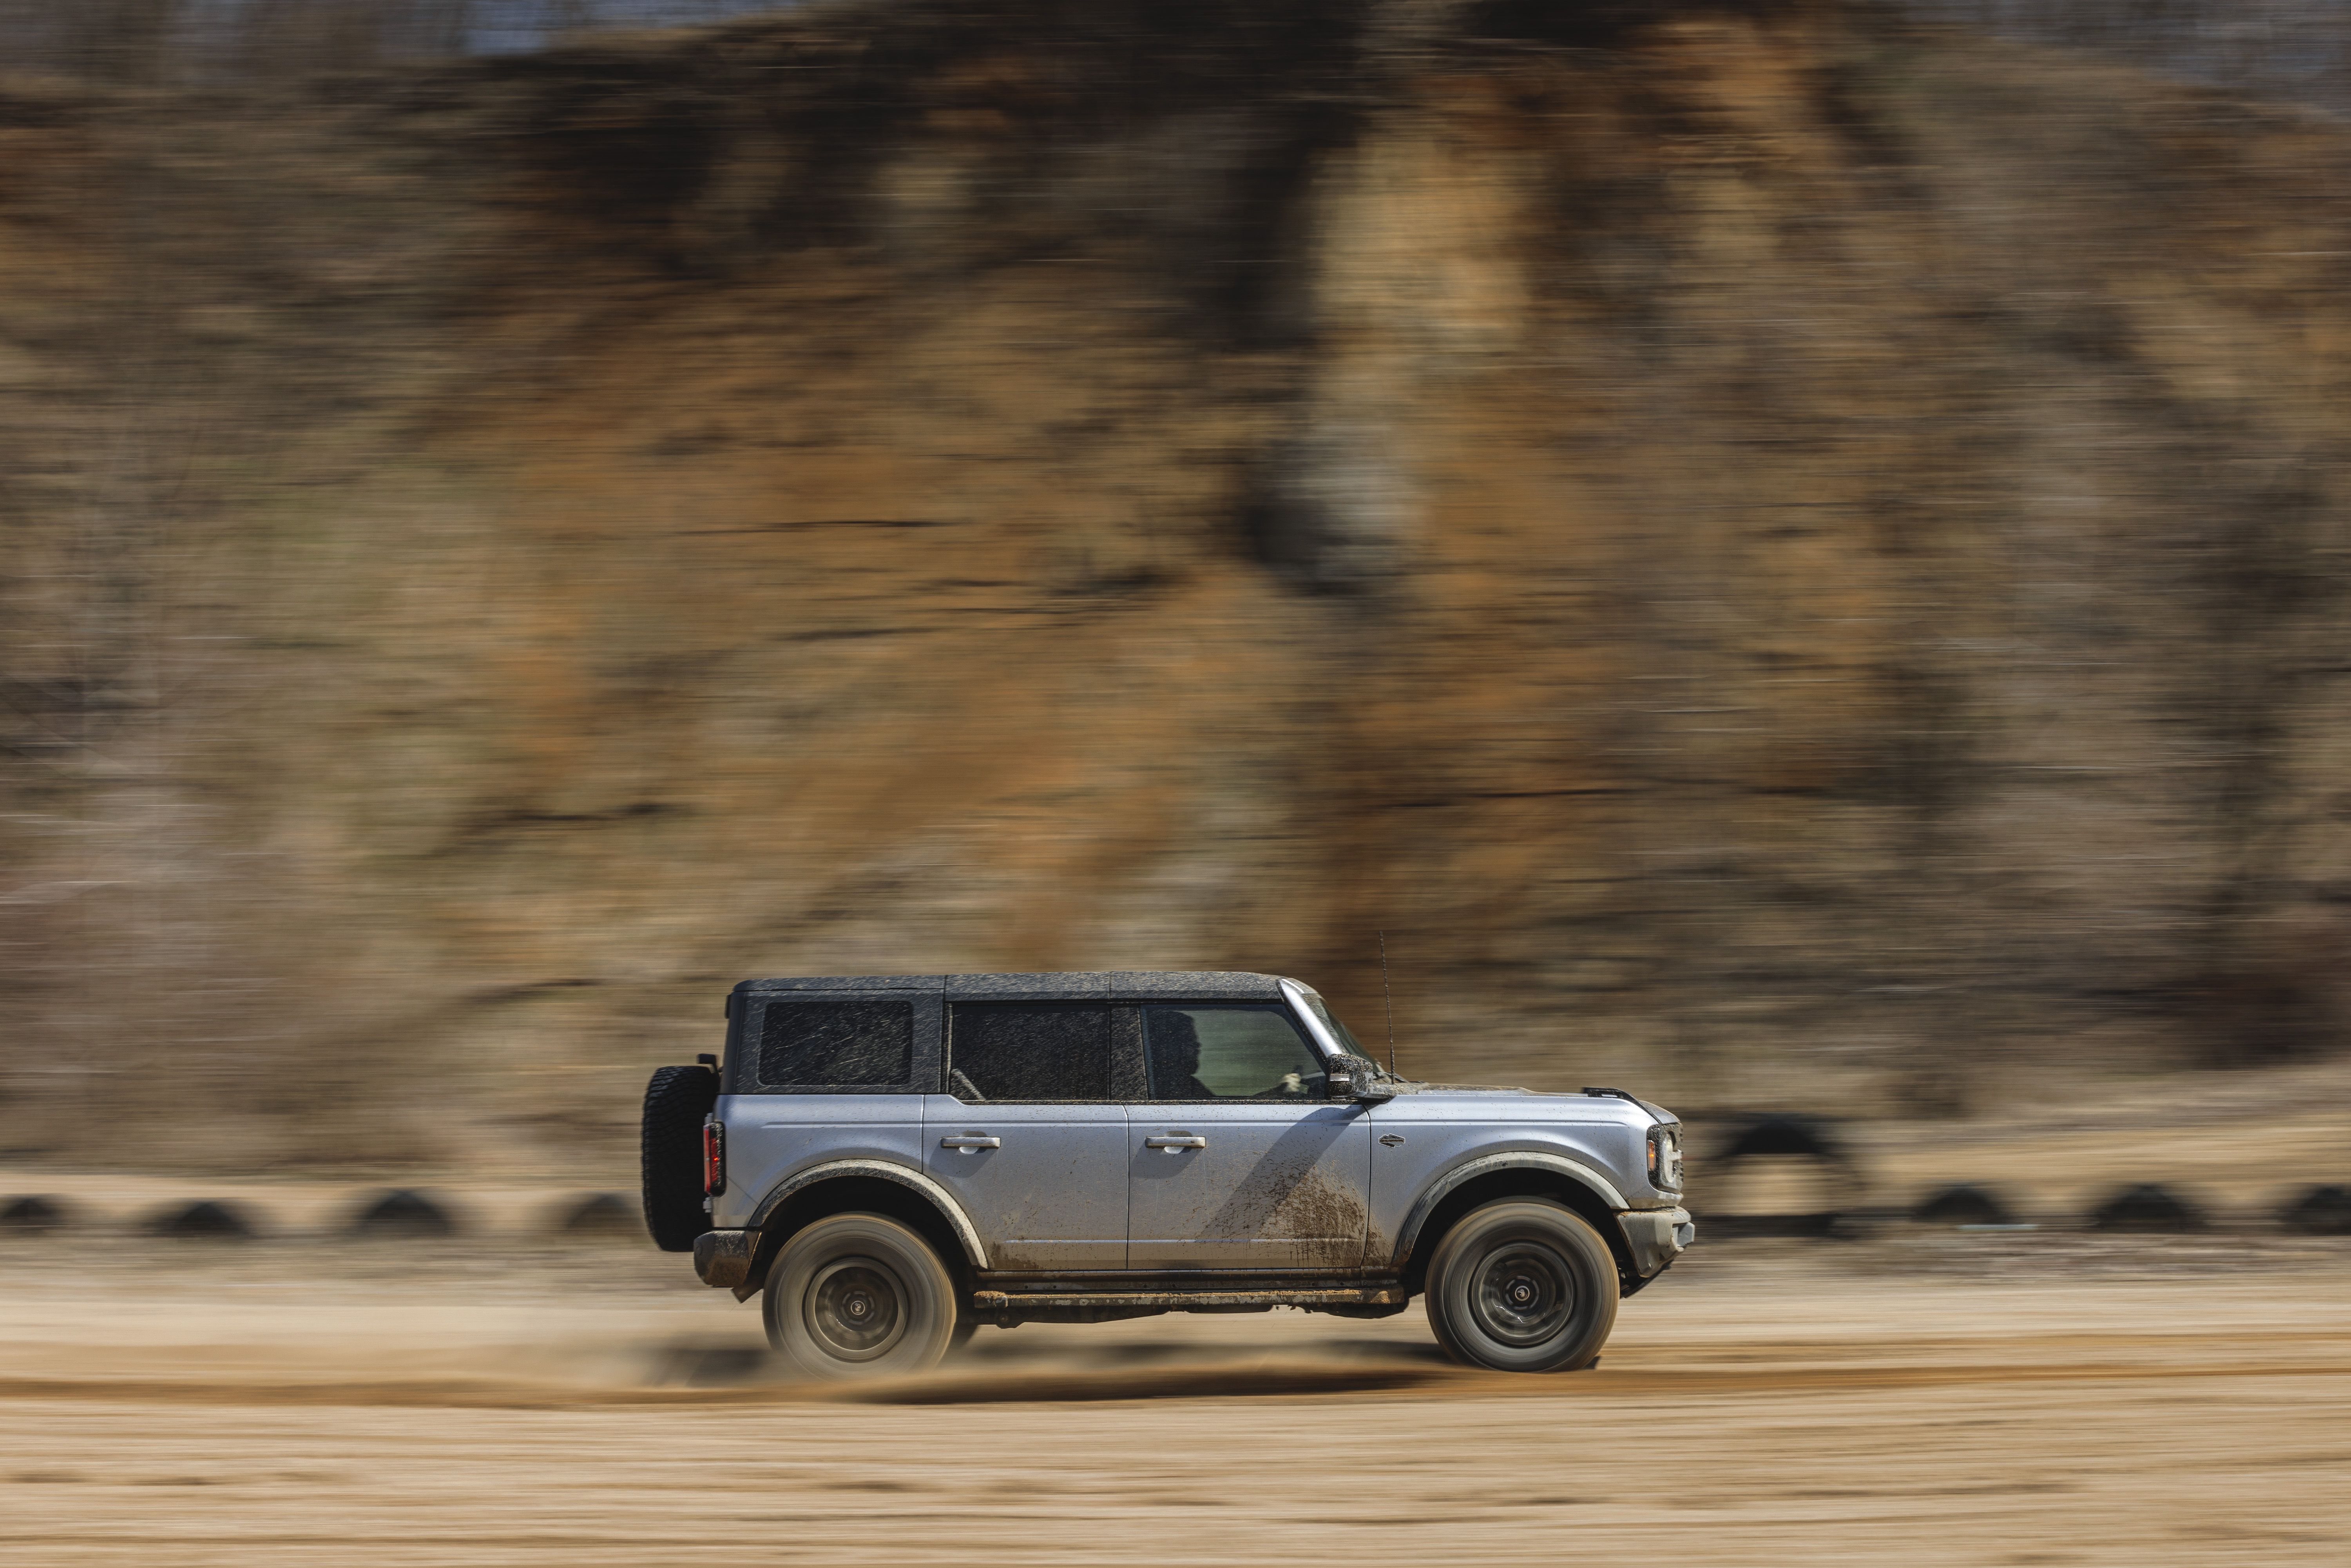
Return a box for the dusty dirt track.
[2,1235,2347,1566]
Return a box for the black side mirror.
[1328,1059,1395,1103]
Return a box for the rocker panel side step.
[972,1286,1406,1312]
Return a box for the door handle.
[939,1135,1000,1151]
[1145,1135,1207,1151]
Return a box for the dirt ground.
[2,1228,2346,1567]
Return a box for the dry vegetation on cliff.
[3,0,2349,1171]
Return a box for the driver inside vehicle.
[1142,1005,1327,1100]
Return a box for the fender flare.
[746,1158,991,1270]
[1389,1151,1630,1271]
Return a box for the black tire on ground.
[640,1064,718,1253]
[1424,1198,1618,1373]
[0,1195,69,1233]
[145,1199,255,1240]
[761,1211,959,1381]
[560,1191,646,1240]
[2090,1183,2203,1233]
[2280,1183,2351,1236]
[1912,1183,2014,1227]
[348,1188,458,1240]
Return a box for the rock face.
[3,1,2350,1169]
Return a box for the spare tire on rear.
[641,1065,718,1253]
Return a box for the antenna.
[1378,930,1396,1076]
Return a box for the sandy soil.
[2,1231,2346,1567]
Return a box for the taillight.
[702,1116,726,1196]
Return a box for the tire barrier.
[2090,1183,2205,1233]
[1706,1211,1846,1239]
[558,1191,645,1240]
[1911,1183,2016,1227]
[146,1199,256,1239]
[30,1181,2342,1245]
[2279,1183,2351,1236]
[1706,1113,1865,1237]
[14,1188,696,1239]
[1718,1114,1849,1163]
[347,1189,459,1239]
[0,1194,68,1233]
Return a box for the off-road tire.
[639,1065,717,1253]
[1425,1198,1618,1373]
[763,1211,959,1381]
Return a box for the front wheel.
[1424,1199,1618,1372]
[762,1212,959,1381]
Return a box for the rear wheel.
[762,1212,959,1381]
[1424,1199,1617,1372]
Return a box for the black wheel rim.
[1470,1240,1576,1347]
[805,1256,907,1360]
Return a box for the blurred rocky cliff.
[4,0,2350,1170]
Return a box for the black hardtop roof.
[733,970,1293,1001]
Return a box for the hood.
[1386,1081,1675,1124]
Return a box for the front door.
[923,1002,1128,1272]
[1126,1003,1371,1272]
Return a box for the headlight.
[1647,1124,1683,1191]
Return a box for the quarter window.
[948,1004,1112,1101]
[1143,1005,1326,1100]
[757,999,914,1087]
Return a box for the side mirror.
[1329,1061,1395,1103]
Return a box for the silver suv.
[640,971,1691,1378]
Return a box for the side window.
[758,999,914,1088]
[1143,1006,1327,1101]
[948,1004,1112,1102]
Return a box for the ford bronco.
[641,971,1691,1378]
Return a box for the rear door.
[922,1003,1128,1272]
[1126,1003,1371,1272]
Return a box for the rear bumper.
[1617,1207,1694,1278]
[692,1228,755,1289]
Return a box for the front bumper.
[1617,1207,1695,1278]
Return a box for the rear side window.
[948,1004,1111,1101]
[1143,1005,1326,1100]
[759,1000,914,1088]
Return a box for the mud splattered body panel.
[1127,1103,1373,1271]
